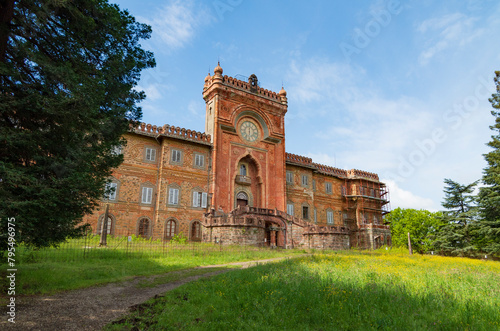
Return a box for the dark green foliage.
[478,71,500,255]
[432,179,480,256]
[386,207,443,253]
[0,0,155,249]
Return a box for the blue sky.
[113,0,500,212]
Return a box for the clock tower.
[203,63,288,213]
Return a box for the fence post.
[99,204,109,246]
[407,232,413,255]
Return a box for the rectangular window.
[327,210,334,224]
[287,203,294,216]
[168,188,179,205]
[171,149,182,163]
[312,180,316,191]
[194,154,204,168]
[341,185,347,196]
[343,212,348,226]
[145,148,156,161]
[286,171,293,184]
[325,182,332,194]
[104,182,117,200]
[142,187,153,204]
[192,191,208,208]
[302,206,309,219]
[301,175,308,187]
[314,208,317,223]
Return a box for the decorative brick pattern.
[84,64,391,250]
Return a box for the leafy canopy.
[386,207,443,254]
[0,0,155,248]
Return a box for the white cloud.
[417,13,483,66]
[141,0,213,52]
[383,179,438,211]
[136,84,162,101]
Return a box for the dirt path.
[0,257,293,331]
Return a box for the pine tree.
[0,0,155,249]
[478,71,500,256]
[433,179,479,256]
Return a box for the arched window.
[138,218,150,238]
[191,221,202,241]
[326,209,334,224]
[236,191,249,208]
[97,215,114,235]
[165,219,177,240]
[240,164,247,176]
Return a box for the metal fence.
[14,228,277,263]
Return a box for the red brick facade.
[84,64,391,249]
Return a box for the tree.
[432,179,479,256]
[386,207,443,254]
[0,0,155,249]
[478,71,500,256]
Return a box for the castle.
[84,63,391,250]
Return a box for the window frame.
[104,181,119,201]
[193,153,205,169]
[192,190,208,208]
[141,185,154,205]
[168,185,180,206]
[137,217,151,238]
[170,148,183,165]
[327,209,334,224]
[325,182,332,194]
[301,174,309,187]
[164,219,177,240]
[144,147,157,162]
[302,205,309,220]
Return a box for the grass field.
[106,248,500,331]
[0,237,306,297]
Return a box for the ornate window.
[97,214,114,235]
[165,219,177,240]
[240,164,247,176]
[137,218,150,238]
[191,221,202,241]
[327,209,334,224]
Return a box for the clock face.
[240,121,259,142]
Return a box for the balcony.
[235,175,251,185]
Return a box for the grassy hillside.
[106,249,500,330]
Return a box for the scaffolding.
[342,178,391,227]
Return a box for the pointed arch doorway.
[236,191,249,208]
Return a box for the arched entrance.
[236,191,248,208]
[265,221,285,247]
